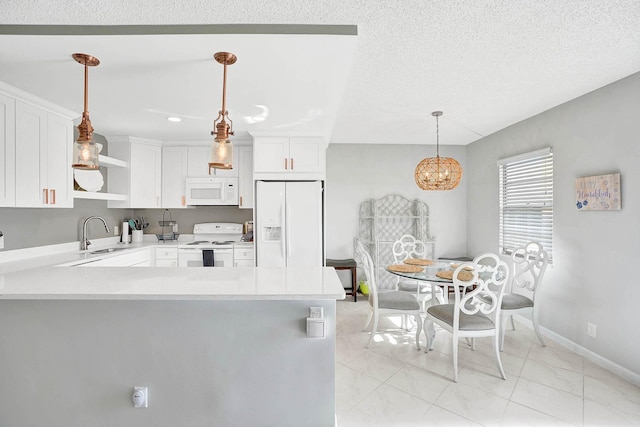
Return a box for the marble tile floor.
[335,299,640,427]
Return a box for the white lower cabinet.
[234,246,254,267]
[84,249,151,267]
[154,247,178,267]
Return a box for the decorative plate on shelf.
[73,169,104,192]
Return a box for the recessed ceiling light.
[167,117,181,122]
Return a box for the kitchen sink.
[88,247,129,254]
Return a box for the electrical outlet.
[587,322,597,338]
[309,307,323,318]
[114,225,119,236]
[132,386,148,408]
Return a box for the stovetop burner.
[186,240,236,246]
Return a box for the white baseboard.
[514,314,640,387]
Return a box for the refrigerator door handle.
[286,201,292,259]
[281,204,286,260]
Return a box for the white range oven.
[178,223,243,267]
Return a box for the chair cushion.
[376,291,420,310]
[501,293,534,310]
[427,304,496,331]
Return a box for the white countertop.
[0,240,345,301]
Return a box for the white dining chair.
[423,253,509,382]
[355,241,422,349]
[391,234,443,308]
[499,241,549,350]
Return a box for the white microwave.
[185,177,239,206]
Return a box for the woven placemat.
[388,264,423,273]
[450,263,474,271]
[404,258,434,266]
[436,270,474,281]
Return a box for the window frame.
[498,147,553,263]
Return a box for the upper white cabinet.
[0,93,16,207]
[161,146,189,208]
[15,101,73,208]
[107,136,162,208]
[0,82,76,208]
[187,145,239,178]
[237,145,253,209]
[252,136,326,179]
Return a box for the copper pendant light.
[414,111,462,190]
[71,53,100,170]
[208,52,237,173]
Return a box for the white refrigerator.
[255,180,324,267]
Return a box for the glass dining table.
[385,262,465,304]
[385,262,476,350]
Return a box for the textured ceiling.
[1,0,639,146]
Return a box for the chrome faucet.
[81,216,111,251]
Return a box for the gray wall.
[132,207,253,237]
[0,199,131,250]
[0,299,336,427]
[466,71,640,375]
[325,143,468,260]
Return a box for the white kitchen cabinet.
[0,93,15,207]
[14,100,73,208]
[83,249,151,267]
[107,136,162,208]
[154,246,178,267]
[252,136,325,179]
[161,146,189,208]
[187,145,239,178]
[237,145,253,209]
[234,245,255,267]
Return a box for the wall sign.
[575,173,621,211]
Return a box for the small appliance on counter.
[177,223,243,267]
[157,209,179,242]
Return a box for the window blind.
[499,148,553,262]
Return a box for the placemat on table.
[388,264,423,273]
[450,263,474,271]
[403,258,434,266]
[436,270,474,281]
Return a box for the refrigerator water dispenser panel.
[263,227,282,241]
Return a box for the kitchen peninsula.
[0,256,345,426]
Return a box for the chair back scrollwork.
[511,241,549,293]
[452,253,509,322]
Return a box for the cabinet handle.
[291,158,294,170]
[50,189,56,205]
[181,196,186,207]
[43,188,48,204]
[239,196,243,207]
[284,158,288,170]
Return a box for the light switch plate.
[306,318,326,339]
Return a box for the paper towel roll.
[122,221,130,243]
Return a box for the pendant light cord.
[435,113,440,157]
